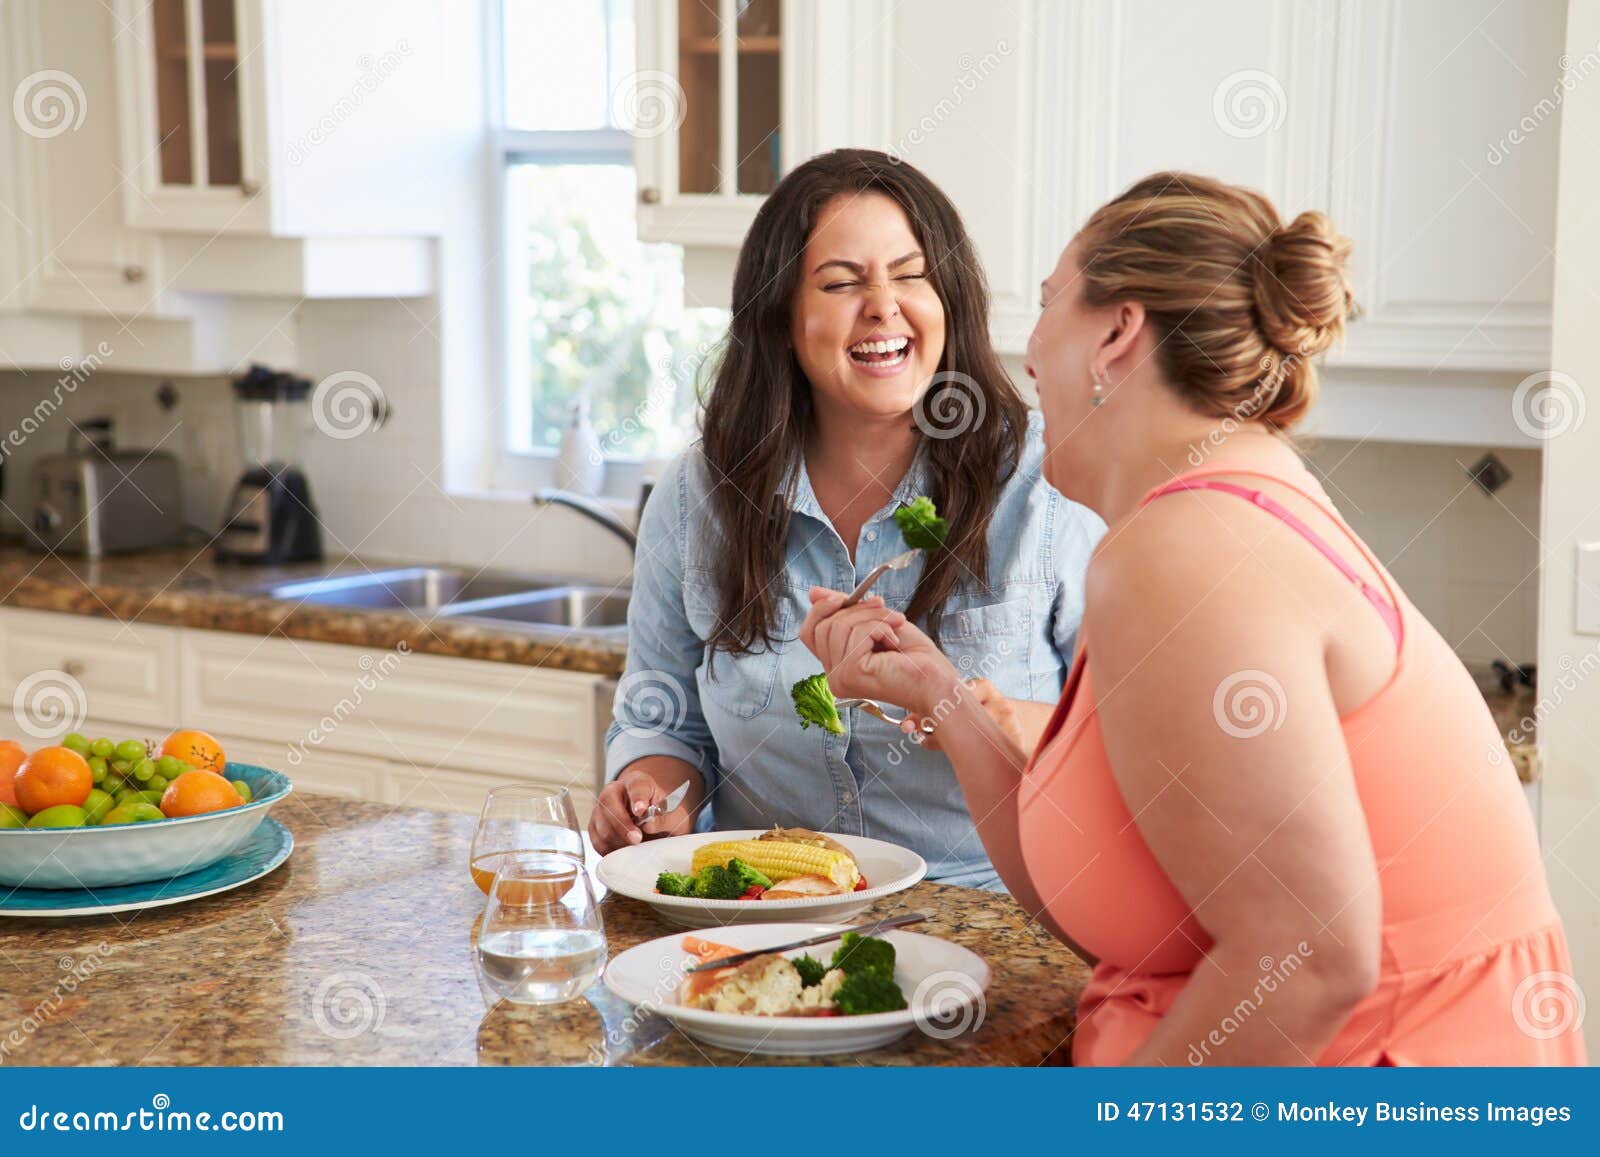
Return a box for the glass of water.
[469,784,583,895]
[476,852,606,1006]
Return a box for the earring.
[1091,367,1107,408]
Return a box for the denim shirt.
[604,412,1104,889]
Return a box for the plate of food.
[595,827,926,928]
[603,922,990,1056]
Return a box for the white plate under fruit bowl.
[595,829,926,929]
[604,922,990,1056]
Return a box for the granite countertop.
[0,794,1090,1067]
[0,547,629,678]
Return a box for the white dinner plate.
[603,922,990,1056]
[596,829,926,928]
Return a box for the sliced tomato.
[853,876,868,892]
[740,885,765,900]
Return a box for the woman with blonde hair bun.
[799,171,1586,1065]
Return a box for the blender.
[215,364,324,564]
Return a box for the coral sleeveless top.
[1019,467,1586,1066]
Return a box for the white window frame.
[485,0,653,498]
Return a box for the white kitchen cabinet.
[0,608,180,728]
[0,608,608,815]
[633,0,888,246]
[111,0,447,241]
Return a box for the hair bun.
[1251,210,1354,360]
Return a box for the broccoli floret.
[792,954,828,987]
[830,931,897,978]
[726,858,773,891]
[791,673,844,734]
[655,871,697,897]
[894,496,947,550]
[693,864,746,900]
[833,970,907,1015]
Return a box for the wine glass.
[476,852,606,1005]
[469,784,582,894]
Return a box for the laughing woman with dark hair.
[589,149,1103,888]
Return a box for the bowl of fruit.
[0,728,291,890]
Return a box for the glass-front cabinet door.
[634,0,807,244]
[116,0,269,232]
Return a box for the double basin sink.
[257,567,629,634]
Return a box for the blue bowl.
[0,763,292,890]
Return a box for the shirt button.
[865,530,877,542]
[841,791,853,803]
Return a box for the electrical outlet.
[1577,542,1600,636]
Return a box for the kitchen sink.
[254,567,630,633]
[257,567,562,612]
[441,586,630,631]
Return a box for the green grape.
[155,755,187,777]
[131,758,156,783]
[62,732,90,756]
[231,780,253,804]
[89,738,115,759]
[88,760,106,786]
[146,774,169,793]
[139,789,165,807]
[113,788,144,807]
[110,759,132,776]
[114,739,147,763]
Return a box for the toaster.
[28,449,185,556]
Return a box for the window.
[494,0,727,470]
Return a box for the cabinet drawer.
[217,732,387,804]
[385,761,597,822]
[178,629,605,788]
[0,609,179,733]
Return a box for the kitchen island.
[0,792,1089,1066]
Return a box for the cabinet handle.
[240,180,261,197]
[121,266,145,284]
[61,659,86,678]
[639,186,661,205]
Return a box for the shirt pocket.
[936,589,1034,695]
[682,568,793,720]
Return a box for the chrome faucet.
[532,486,649,553]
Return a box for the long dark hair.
[699,148,1028,655]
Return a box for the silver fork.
[835,698,936,735]
[841,547,921,608]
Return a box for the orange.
[159,729,227,775]
[159,770,243,818]
[13,746,92,815]
[0,740,26,807]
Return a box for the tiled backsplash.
[0,365,1540,666]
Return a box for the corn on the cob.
[691,839,859,890]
